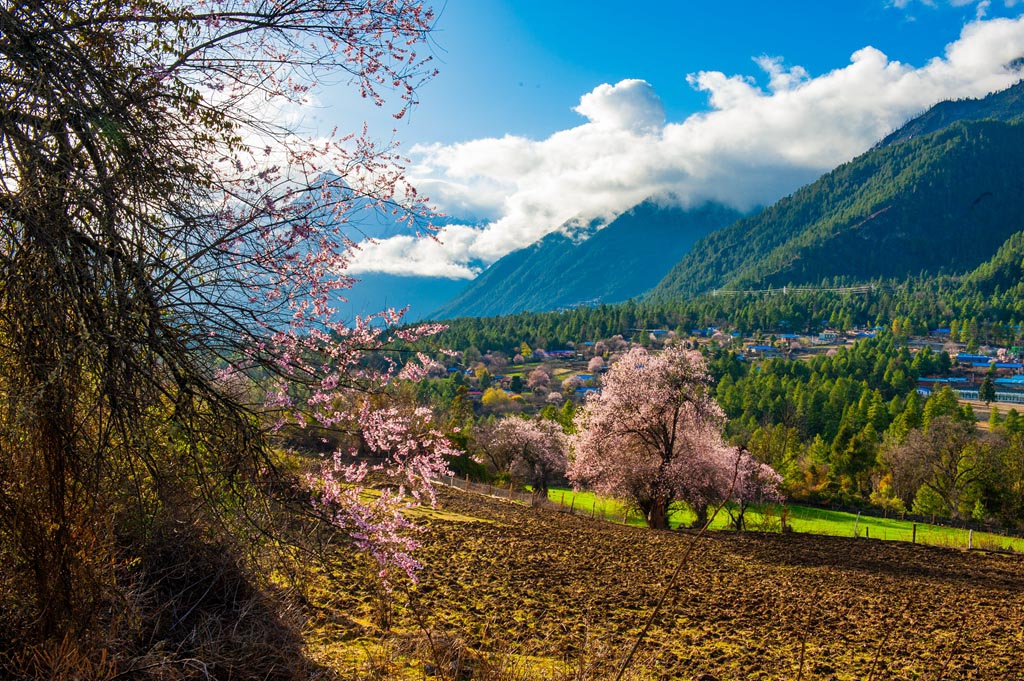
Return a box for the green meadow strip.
[546,487,1024,553]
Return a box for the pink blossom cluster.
[122,1,457,577]
[309,403,458,583]
[252,312,456,583]
[398,352,447,381]
[568,345,783,527]
[485,417,568,498]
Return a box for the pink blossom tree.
[723,449,785,531]
[568,346,737,529]
[607,335,630,351]
[481,417,568,506]
[528,366,552,391]
[484,351,509,372]
[562,375,585,394]
[0,0,452,634]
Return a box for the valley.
[8,6,1024,679]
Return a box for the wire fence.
[438,475,535,505]
[779,505,1023,553]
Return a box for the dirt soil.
[309,488,1024,680]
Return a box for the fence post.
[912,523,917,544]
[969,529,973,550]
[865,527,869,540]
[509,481,514,500]
[591,500,596,520]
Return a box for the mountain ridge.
[875,79,1024,148]
[430,200,742,319]
[647,117,1024,302]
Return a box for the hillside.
[648,119,1024,302]
[431,200,741,319]
[959,228,1024,296]
[876,79,1024,148]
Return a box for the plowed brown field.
[310,488,1024,680]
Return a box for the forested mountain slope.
[431,200,740,319]
[648,119,1024,302]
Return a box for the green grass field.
[546,487,1024,553]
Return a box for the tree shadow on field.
[726,531,1024,592]
[129,524,334,681]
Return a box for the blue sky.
[331,0,1023,143]
[309,1,1024,280]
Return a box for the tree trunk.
[692,503,709,529]
[733,503,747,531]
[531,473,547,507]
[646,495,670,530]
[6,248,90,638]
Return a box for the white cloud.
[889,0,1015,11]
[348,15,1024,279]
[573,79,666,133]
[753,56,811,92]
[347,230,483,279]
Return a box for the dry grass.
[1,514,332,681]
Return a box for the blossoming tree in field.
[568,345,781,529]
[480,416,568,505]
[723,449,785,531]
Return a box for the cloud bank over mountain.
[348,15,1024,280]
